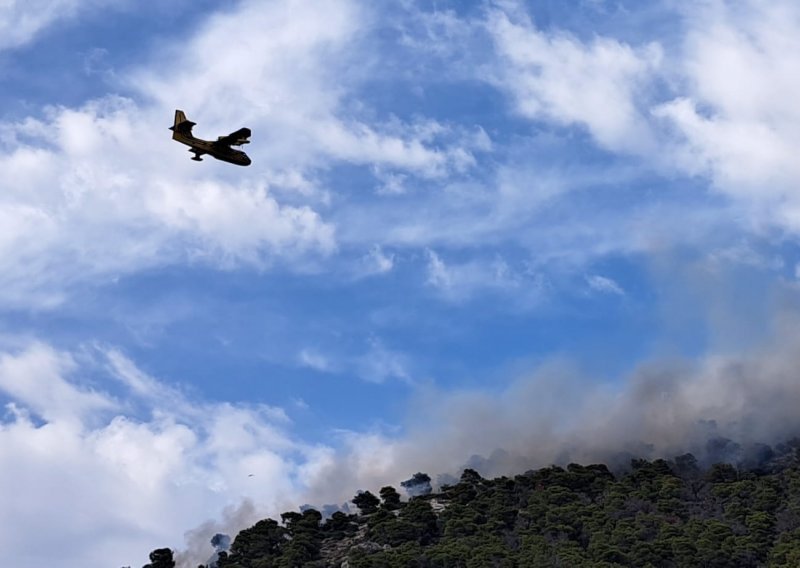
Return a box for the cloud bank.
[0,0,482,309]
[0,342,336,568]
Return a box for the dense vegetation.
[143,441,800,567]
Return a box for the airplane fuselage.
[171,131,252,166]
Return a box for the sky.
[3,0,800,566]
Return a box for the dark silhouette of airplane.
[169,110,251,166]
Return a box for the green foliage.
[380,486,403,511]
[217,519,287,568]
[147,447,800,568]
[142,548,175,568]
[277,509,323,567]
[322,511,358,539]
[353,490,381,515]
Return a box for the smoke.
[174,258,800,565]
[175,500,259,568]
[210,534,231,551]
[202,533,231,568]
[387,338,800,480]
[175,325,800,564]
[290,263,800,507]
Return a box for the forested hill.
[142,441,800,568]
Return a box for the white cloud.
[0,0,494,310]
[424,249,544,303]
[487,6,662,154]
[130,0,472,179]
[0,97,336,307]
[8,0,799,313]
[586,274,625,296]
[0,342,115,424]
[485,0,800,239]
[354,337,409,384]
[298,349,332,373]
[0,342,331,568]
[356,244,395,277]
[652,2,800,218]
[0,0,126,51]
[374,169,409,195]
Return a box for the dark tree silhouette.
[401,472,432,497]
[352,490,380,514]
[379,485,402,510]
[142,548,175,568]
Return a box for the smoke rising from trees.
[175,268,800,567]
[179,319,800,564]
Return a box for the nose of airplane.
[241,155,252,166]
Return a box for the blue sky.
[4,1,800,566]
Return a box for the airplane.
[169,109,252,166]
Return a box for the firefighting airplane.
[169,110,252,166]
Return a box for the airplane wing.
[214,127,251,147]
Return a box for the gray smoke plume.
[294,298,800,505]
[176,319,800,565]
[204,533,231,568]
[210,534,231,550]
[176,260,800,565]
[175,500,259,568]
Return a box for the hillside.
[143,441,800,568]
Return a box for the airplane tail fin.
[169,109,196,138]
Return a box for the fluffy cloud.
[7,0,800,312]
[0,97,335,307]
[0,342,332,568]
[0,0,126,51]
[0,343,115,423]
[653,1,800,217]
[486,0,800,236]
[0,0,489,309]
[487,6,662,155]
[131,0,473,178]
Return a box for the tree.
[142,548,175,568]
[218,519,286,567]
[460,469,483,484]
[401,472,433,497]
[400,498,439,544]
[352,490,381,514]
[323,511,356,538]
[380,485,403,510]
[706,463,738,483]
